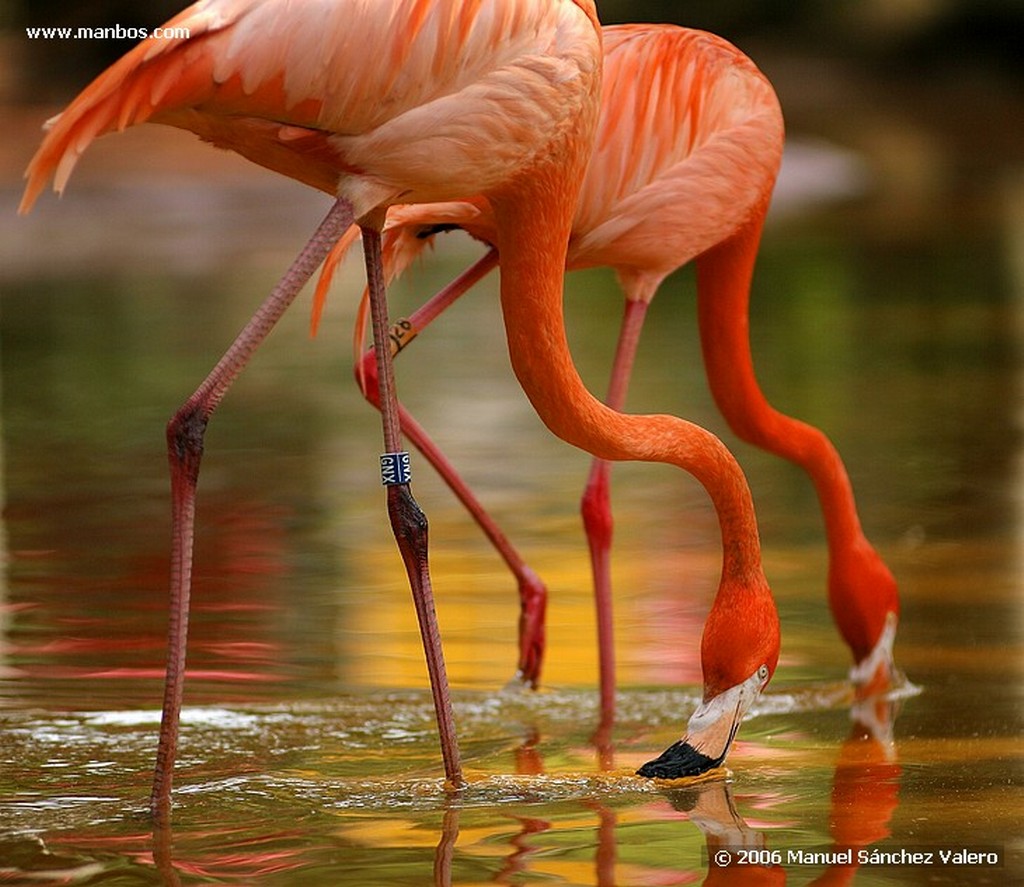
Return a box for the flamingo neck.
[697,210,899,670]
[697,212,868,557]
[491,177,766,586]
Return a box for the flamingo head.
[637,572,780,779]
[828,541,900,698]
[636,664,772,779]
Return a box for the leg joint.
[167,405,209,476]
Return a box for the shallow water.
[1,90,1023,884]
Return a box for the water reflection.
[4,663,1020,884]
[651,701,901,887]
[1,691,911,885]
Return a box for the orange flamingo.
[318,24,899,728]
[20,0,604,818]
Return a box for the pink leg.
[152,197,355,822]
[361,224,463,788]
[357,248,549,687]
[580,298,649,723]
[382,249,501,347]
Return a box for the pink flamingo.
[20,0,604,817]
[317,24,899,760]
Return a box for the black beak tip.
[637,740,723,779]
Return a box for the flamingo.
[20,0,604,818]
[317,24,786,777]
[317,24,899,750]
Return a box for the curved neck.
[696,210,867,556]
[491,176,765,584]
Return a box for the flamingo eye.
[757,664,769,682]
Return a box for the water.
[1,85,1022,885]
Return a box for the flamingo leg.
[379,248,500,348]
[360,224,463,787]
[152,197,355,822]
[356,248,548,687]
[359,365,548,686]
[580,298,649,725]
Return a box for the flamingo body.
[316,25,782,306]
[21,0,602,217]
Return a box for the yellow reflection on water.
[339,509,720,691]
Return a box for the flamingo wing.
[568,26,784,297]
[21,0,601,217]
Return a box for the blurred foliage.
[6,0,1023,102]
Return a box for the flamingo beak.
[849,611,900,699]
[637,664,770,779]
